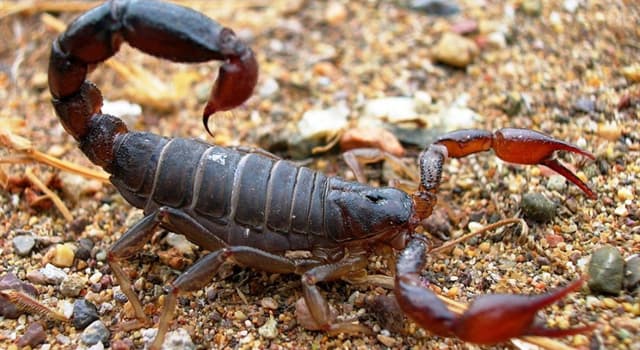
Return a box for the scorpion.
[48,0,596,348]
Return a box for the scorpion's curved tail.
[48,0,258,171]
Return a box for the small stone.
[377,334,397,347]
[409,0,460,17]
[616,187,634,201]
[521,0,542,16]
[624,255,640,291]
[588,245,624,295]
[13,235,36,256]
[325,2,347,25]
[485,31,507,49]
[621,64,640,83]
[573,97,596,113]
[102,99,142,119]
[50,243,75,268]
[80,320,110,346]
[60,275,85,297]
[258,315,278,339]
[432,32,479,68]
[614,204,629,217]
[563,0,580,12]
[73,299,100,330]
[521,193,557,223]
[162,328,195,350]
[257,77,279,98]
[598,122,622,141]
[362,97,418,123]
[450,19,478,35]
[165,233,196,256]
[75,238,94,261]
[234,310,247,321]
[111,339,133,350]
[546,175,567,192]
[260,297,278,310]
[16,322,46,347]
[38,263,68,285]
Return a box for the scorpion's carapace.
[48,0,596,349]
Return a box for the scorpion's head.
[325,186,414,249]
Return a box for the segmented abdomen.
[110,133,342,252]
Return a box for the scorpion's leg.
[151,245,366,349]
[413,128,596,218]
[300,253,372,334]
[107,207,178,329]
[395,236,594,344]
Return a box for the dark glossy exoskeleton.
[49,1,596,348]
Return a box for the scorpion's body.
[112,132,412,254]
[48,0,596,348]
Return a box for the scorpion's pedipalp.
[417,128,596,209]
[395,237,593,344]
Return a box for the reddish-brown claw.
[395,237,594,345]
[452,276,595,343]
[202,28,259,136]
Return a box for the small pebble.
[60,275,85,297]
[521,193,557,223]
[257,77,279,98]
[624,255,640,291]
[13,235,36,256]
[260,297,278,310]
[0,273,38,318]
[73,299,100,330]
[377,334,397,347]
[617,187,634,201]
[588,245,624,295]
[80,320,110,346]
[614,204,629,217]
[75,238,94,261]
[234,310,247,321]
[573,97,596,113]
[546,175,567,192]
[409,0,460,16]
[325,1,347,25]
[165,233,196,256]
[362,97,417,123]
[50,243,75,268]
[16,322,46,347]
[432,32,479,68]
[162,328,195,350]
[111,339,133,350]
[258,316,279,339]
[36,264,67,285]
[621,64,640,83]
[521,0,542,16]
